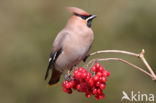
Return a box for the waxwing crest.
[66,7,90,16]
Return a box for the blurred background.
[0,0,156,103]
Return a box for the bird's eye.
[81,15,87,19]
[74,13,89,20]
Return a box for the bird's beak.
[86,14,96,21]
[90,15,96,19]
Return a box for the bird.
[45,7,96,86]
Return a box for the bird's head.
[66,7,96,28]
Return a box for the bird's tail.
[48,68,61,86]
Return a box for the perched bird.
[45,7,96,86]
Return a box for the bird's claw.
[64,74,72,81]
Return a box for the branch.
[98,58,152,78]
[138,50,156,80]
[90,50,139,57]
[86,49,156,81]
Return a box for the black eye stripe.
[74,13,91,20]
[74,13,95,28]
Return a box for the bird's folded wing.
[45,31,68,80]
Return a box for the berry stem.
[86,49,156,81]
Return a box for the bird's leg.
[62,70,72,81]
[63,65,78,81]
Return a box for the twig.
[90,50,139,57]
[138,50,156,80]
[99,58,152,78]
[86,49,156,81]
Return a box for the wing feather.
[45,48,62,80]
[45,31,68,80]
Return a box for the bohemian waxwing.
[45,7,96,86]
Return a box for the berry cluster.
[62,63,110,100]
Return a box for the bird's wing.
[52,30,68,51]
[44,31,68,80]
[83,39,93,62]
[44,48,62,80]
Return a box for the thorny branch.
[85,49,156,81]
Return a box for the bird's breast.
[64,30,93,55]
[55,28,94,72]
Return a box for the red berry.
[64,80,68,84]
[77,84,85,92]
[80,82,87,89]
[96,81,101,87]
[99,66,104,72]
[96,72,102,77]
[79,78,84,82]
[67,88,72,94]
[100,77,107,82]
[92,88,98,95]
[91,66,97,72]
[86,93,91,98]
[74,70,78,76]
[75,72,81,78]
[93,75,99,82]
[69,81,75,87]
[87,72,91,77]
[62,64,110,100]
[100,84,105,90]
[63,87,68,92]
[102,70,110,77]
[95,95,100,100]
[82,72,87,79]
[76,84,81,90]
[78,67,84,72]
[85,75,91,81]
[65,82,71,88]
[72,82,77,90]
[99,93,105,99]
[82,69,87,73]
[73,79,79,85]
[97,88,102,94]
[95,63,101,69]
[88,79,94,87]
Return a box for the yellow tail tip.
[47,84,52,88]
